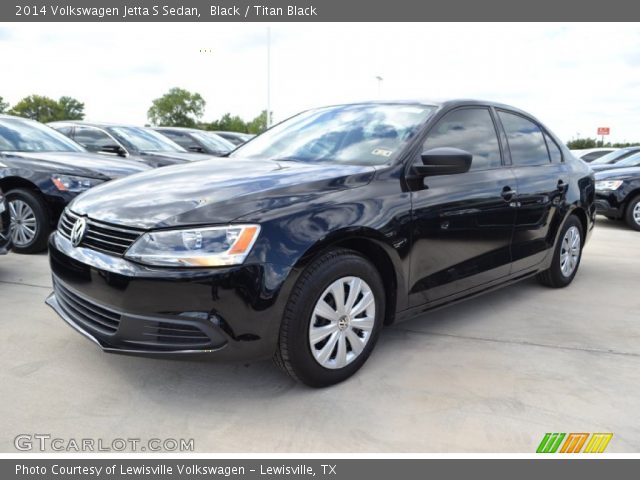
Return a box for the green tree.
[566,138,597,150]
[246,110,272,134]
[147,87,205,127]
[9,95,63,123]
[7,95,85,122]
[58,96,85,120]
[0,96,9,114]
[216,113,247,132]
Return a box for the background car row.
[0,115,251,253]
[572,147,640,231]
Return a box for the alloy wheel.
[308,276,376,370]
[633,202,640,226]
[9,199,38,248]
[559,225,581,277]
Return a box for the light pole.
[375,76,383,98]
[266,27,272,128]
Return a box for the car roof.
[48,120,145,129]
[153,126,202,133]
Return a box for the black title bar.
[3,0,639,21]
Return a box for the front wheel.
[274,249,385,388]
[537,215,583,288]
[6,189,51,254]
[624,195,640,231]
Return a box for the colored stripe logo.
[537,433,613,453]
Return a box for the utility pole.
[375,76,383,98]
[267,27,272,127]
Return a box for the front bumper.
[47,231,292,360]
[595,191,624,218]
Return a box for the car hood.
[70,158,376,229]
[0,151,150,179]
[594,166,640,180]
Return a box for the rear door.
[496,110,568,272]
[408,107,517,306]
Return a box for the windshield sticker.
[372,148,393,157]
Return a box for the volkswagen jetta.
[46,100,595,387]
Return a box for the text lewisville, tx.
[16,4,318,19]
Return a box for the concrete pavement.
[1,218,639,452]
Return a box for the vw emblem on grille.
[70,217,88,247]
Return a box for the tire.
[624,195,640,231]
[274,248,385,388]
[6,188,51,254]
[537,215,584,288]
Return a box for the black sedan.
[0,115,149,253]
[595,166,640,230]
[590,151,640,172]
[589,147,640,169]
[46,100,594,387]
[49,121,212,168]
[0,189,11,254]
[153,127,235,156]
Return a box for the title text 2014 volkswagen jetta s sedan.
[47,101,595,387]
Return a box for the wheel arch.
[291,227,406,325]
[622,188,640,215]
[0,176,42,195]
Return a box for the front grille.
[58,210,144,256]
[53,278,121,335]
[142,321,212,347]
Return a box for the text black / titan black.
[46,100,596,387]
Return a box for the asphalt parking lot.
[1,218,639,453]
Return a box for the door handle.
[501,186,517,201]
[557,180,568,193]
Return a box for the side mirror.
[100,145,127,157]
[415,147,472,176]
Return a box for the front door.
[408,107,516,306]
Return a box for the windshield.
[108,126,186,153]
[590,148,640,165]
[614,152,640,168]
[231,104,436,165]
[193,131,235,152]
[0,117,85,153]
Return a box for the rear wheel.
[537,215,583,288]
[6,189,51,254]
[624,195,640,231]
[274,249,385,387]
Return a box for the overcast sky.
[1,22,639,143]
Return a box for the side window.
[422,108,502,171]
[55,126,72,136]
[74,127,116,151]
[544,132,563,163]
[161,131,199,151]
[498,111,550,166]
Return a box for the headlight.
[595,180,623,191]
[51,175,105,193]
[125,225,261,267]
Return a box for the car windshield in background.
[0,118,85,153]
[108,126,186,153]
[193,131,235,152]
[614,152,640,168]
[231,104,436,165]
[590,148,640,165]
